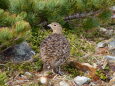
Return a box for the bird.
[40,22,70,75]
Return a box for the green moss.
[2,56,43,76]
[27,28,50,53]
[63,63,84,78]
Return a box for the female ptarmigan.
[40,22,70,74]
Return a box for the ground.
[0,25,114,86]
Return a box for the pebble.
[99,27,107,32]
[108,40,115,50]
[40,76,47,84]
[74,76,91,86]
[59,81,70,86]
[99,27,115,36]
[97,42,107,48]
[25,72,32,76]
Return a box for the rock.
[108,40,115,55]
[105,56,115,60]
[39,76,47,84]
[89,82,96,86]
[97,42,107,48]
[99,27,115,37]
[0,42,35,63]
[108,40,115,50]
[99,27,107,32]
[74,76,91,86]
[25,72,32,76]
[104,56,115,72]
[105,29,114,36]
[59,81,70,86]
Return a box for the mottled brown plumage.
[40,22,70,74]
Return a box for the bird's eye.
[54,24,56,26]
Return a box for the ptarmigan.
[40,22,70,74]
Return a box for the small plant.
[0,71,7,86]
[4,57,42,74]
[96,69,108,81]
[63,63,84,78]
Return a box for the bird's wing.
[40,34,70,61]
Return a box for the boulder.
[0,42,35,63]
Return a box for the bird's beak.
[47,24,51,29]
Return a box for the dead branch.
[64,10,102,21]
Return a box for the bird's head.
[48,22,62,34]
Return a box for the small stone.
[108,40,115,50]
[89,82,96,86]
[25,72,32,76]
[40,76,47,84]
[97,42,107,48]
[108,40,115,55]
[105,30,114,36]
[74,76,91,86]
[99,27,115,36]
[59,81,70,86]
[99,27,107,32]
[105,56,115,60]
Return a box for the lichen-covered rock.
[0,42,35,63]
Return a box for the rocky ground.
[0,26,115,86]
[6,38,115,86]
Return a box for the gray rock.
[0,42,35,63]
[11,42,35,63]
[97,42,107,48]
[74,76,91,86]
[108,40,115,50]
[108,40,115,55]
[105,56,115,60]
